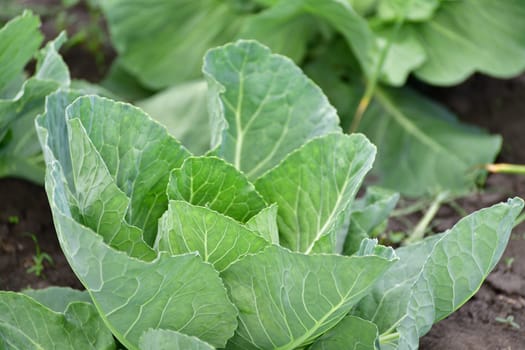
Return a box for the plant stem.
[405,191,449,244]
[391,198,431,217]
[349,18,403,133]
[447,199,467,217]
[486,163,525,175]
[379,332,400,344]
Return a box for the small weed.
[388,231,406,244]
[24,233,53,277]
[7,215,19,224]
[495,315,520,329]
[504,257,515,269]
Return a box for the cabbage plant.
[0,40,521,350]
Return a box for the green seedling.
[7,215,19,224]
[24,233,53,277]
[504,257,515,269]
[388,231,406,244]
[495,315,520,329]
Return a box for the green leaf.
[255,133,376,254]
[298,0,380,81]
[309,315,379,350]
[348,0,378,16]
[66,117,156,260]
[139,329,215,350]
[377,0,439,22]
[353,234,441,335]
[355,198,524,348]
[156,201,269,271]
[0,29,70,183]
[381,0,525,85]
[222,245,396,349]
[416,0,525,85]
[373,26,426,87]
[64,96,191,244]
[343,187,399,255]
[245,203,279,244]
[35,32,70,86]
[204,40,340,179]
[0,292,115,350]
[398,198,523,348]
[360,87,501,196]
[100,0,245,89]
[22,287,92,313]
[38,90,81,186]
[0,11,42,90]
[238,1,316,63]
[137,80,210,155]
[167,156,266,223]
[303,38,364,131]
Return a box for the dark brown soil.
[0,178,81,290]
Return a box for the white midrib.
[303,165,354,255]
[233,57,248,170]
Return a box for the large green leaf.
[64,96,191,244]
[295,0,380,80]
[0,292,115,350]
[167,156,266,223]
[101,1,317,90]
[222,244,396,349]
[355,198,523,349]
[156,201,269,271]
[204,40,340,179]
[100,0,245,89]
[139,329,215,350]
[376,0,525,86]
[413,0,525,85]
[255,133,375,254]
[309,315,379,350]
[0,11,42,91]
[0,23,70,183]
[238,0,315,63]
[136,80,210,155]
[67,117,156,260]
[360,87,501,196]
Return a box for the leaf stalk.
[405,191,449,244]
